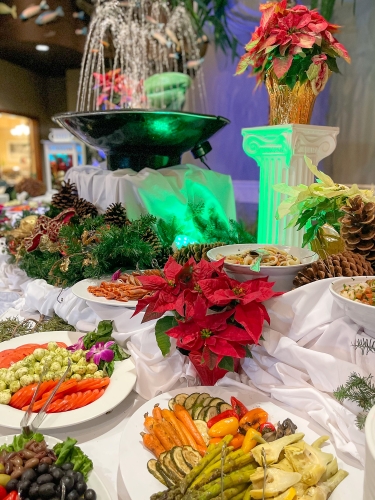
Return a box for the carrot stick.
[144,413,156,434]
[162,419,183,446]
[161,409,189,445]
[152,404,163,421]
[174,404,207,449]
[141,432,165,459]
[152,422,175,451]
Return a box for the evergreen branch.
[334,373,375,417]
[352,338,375,355]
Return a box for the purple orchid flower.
[67,336,85,352]
[86,341,115,365]
[112,269,121,281]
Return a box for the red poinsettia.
[198,276,282,344]
[134,255,281,372]
[236,0,350,94]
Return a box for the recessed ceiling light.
[36,44,50,52]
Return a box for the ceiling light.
[36,44,50,52]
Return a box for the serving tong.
[248,249,269,272]
[261,448,267,500]
[20,358,72,436]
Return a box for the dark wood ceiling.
[0,0,88,76]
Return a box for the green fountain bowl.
[53,109,230,171]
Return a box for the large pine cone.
[293,251,373,288]
[73,198,98,218]
[15,178,46,197]
[142,227,162,254]
[51,180,78,209]
[104,202,129,227]
[339,195,375,262]
[173,242,225,265]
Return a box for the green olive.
[0,473,11,486]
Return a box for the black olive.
[37,464,50,476]
[75,481,87,496]
[60,476,74,492]
[51,469,64,483]
[18,479,31,494]
[55,486,61,497]
[84,489,97,500]
[38,483,56,499]
[28,484,39,499]
[64,470,75,479]
[74,472,84,484]
[66,491,79,500]
[61,463,73,471]
[22,469,37,483]
[48,466,57,473]
[37,474,54,485]
[6,479,19,492]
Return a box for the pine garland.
[334,372,375,429]
[0,315,75,343]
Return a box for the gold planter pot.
[265,71,317,125]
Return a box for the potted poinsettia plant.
[132,257,281,385]
[235,0,350,125]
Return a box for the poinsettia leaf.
[244,345,253,358]
[326,55,340,74]
[142,303,164,323]
[273,55,293,79]
[296,208,315,230]
[302,225,317,247]
[218,356,235,372]
[155,316,174,356]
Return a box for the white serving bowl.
[330,276,375,337]
[364,405,375,500]
[207,244,318,292]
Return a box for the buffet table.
[0,257,369,499]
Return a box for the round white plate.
[0,331,136,429]
[207,244,318,292]
[71,278,139,308]
[119,386,363,500]
[330,276,375,337]
[0,434,112,500]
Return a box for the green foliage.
[218,356,234,372]
[0,315,75,343]
[352,338,375,355]
[169,0,238,58]
[334,373,375,429]
[155,316,177,356]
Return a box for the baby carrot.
[153,422,175,451]
[144,413,156,434]
[141,432,165,458]
[163,419,183,446]
[152,404,163,421]
[161,409,189,445]
[174,404,207,449]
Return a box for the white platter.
[119,386,363,500]
[71,278,139,308]
[0,434,112,500]
[330,276,375,337]
[0,331,136,429]
[207,244,318,292]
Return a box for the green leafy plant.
[310,0,356,20]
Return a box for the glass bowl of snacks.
[206,244,318,291]
[330,276,375,336]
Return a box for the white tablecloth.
[0,261,367,498]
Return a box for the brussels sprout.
[47,341,59,351]
[0,390,11,404]
[86,363,98,375]
[0,381,6,391]
[82,374,92,379]
[41,355,53,365]
[53,355,63,366]
[34,362,42,375]
[77,357,88,367]
[44,371,55,381]
[8,362,21,372]
[23,354,36,366]
[5,372,16,384]
[15,367,29,380]
[60,349,69,358]
[71,365,86,375]
[92,370,104,379]
[33,374,40,383]
[70,373,82,381]
[20,374,35,387]
[62,357,70,366]
[9,380,21,393]
[50,362,62,372]
[33,348,47,361]
[0,368,7,378]
[71,350,84,363]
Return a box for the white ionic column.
[242,124,339,246]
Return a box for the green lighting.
[174,235,196,249]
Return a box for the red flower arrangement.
[93,69,145,109]
[235,0,350,94]
[133,257,281,380]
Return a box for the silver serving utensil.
[28,359,72,433]
[261,448,267,500]
[20,362,51,437]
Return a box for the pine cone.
[173,242,226,265]
[339,195,375,262]
[142,227,162,254]
[73,198,98,219]
[51,180,78,209]
[293,251,373,288]
[15,178,46,197]
[104,202,129,227]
